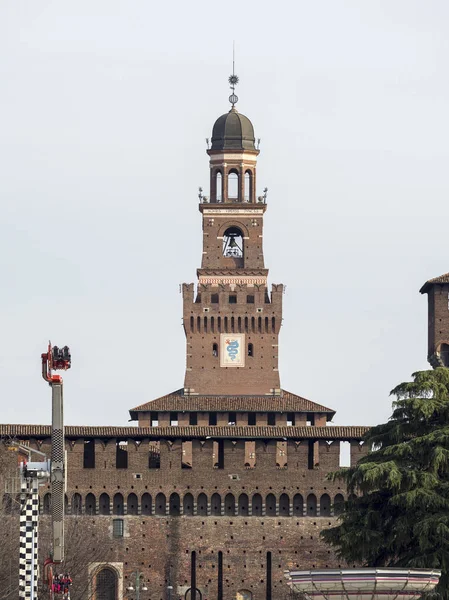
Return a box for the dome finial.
[228,41,239,107]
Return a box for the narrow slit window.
[212,343,218,357]
[248,343,254,357]
[244,171,252,202]
[216,171,223,202]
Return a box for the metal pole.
[136,573,140,600]
[51,382,65,563]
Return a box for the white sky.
[1,1,448,428]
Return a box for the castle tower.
[182,80,283,396]
[420,273,449,367]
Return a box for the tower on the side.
[182,86,283,395]
[420,273,449,367]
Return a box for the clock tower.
[182,78,283,396]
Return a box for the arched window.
[85,493,96,515]
[155,493,166,516]
[266,493,276,516]
[197,492,208,516]
[307,493,317,516]
[333,493,345,516]
[113,493,124,516]
[222,226,243,258]
[228,169,239,200]
[224,493,235,516]
[252,493,262,516]
[244,171,252,202]
[439,343,449,366]
[99,493,110,515]
[64,494,69,513]
[248,343,254,357]
[279,493,290,516]
[71,493,82,515]
[238,493,249,516]
[293,493,303,516]
[43,493,51,515]
[211,493,221,516]
[320,493,331,517]
[216,171,223,202]
[169,493,180,516]
[141,493,152,515]
[183,493,194,516]
[127,493,138,515]
[95,567,118,600]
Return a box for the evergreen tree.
[321,368,449,598]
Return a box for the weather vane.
[228,42,239,107]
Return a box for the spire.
[228,42,239,108]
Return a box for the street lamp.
[126,572,148,600]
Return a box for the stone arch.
[127,492,138,515]
[169,492,180,516]
[237,590,253,600]
[71,492,82,515]
[43,492,51,515]
[197,492,208,516]
[306,493,317,516]
[85,492,96,515]
[238,493,249,516]
[224,493,235,516]
[155,493,166,516]
[183,493,194,516]
[217,219,250,240]
[266,493,276,516]
[334,493,345,515]
[279,493,290,516]
[99,493,110,515]
[320,493,331,516]
[141,493,152,516]
[252,493,262,516]
[113,493,124,516]
[94,565,119,600]
[211,493,221,516]
[293,493,303,516]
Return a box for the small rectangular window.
[83,439,95,469]
[112,518,124,538]
[189,412,198,426]
[149,442,161,469]
[209,412,217,426]
[248,413,256,426]
[306,413,315,426]
[116,441,128,469]
[267,413,276,426]
[228,412,237,425]
[246,295,255,304]
[229,295,237,304]
[150,411,159,427]
[211,294,219,303]
[170,412,178,426]
[287,412,295,427]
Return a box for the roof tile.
[129,389,335,418]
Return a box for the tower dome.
[211,107,256,151]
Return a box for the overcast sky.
[1,1,448,428]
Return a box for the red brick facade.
[1,103,371,600]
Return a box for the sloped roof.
[420,272,449,293]
[129,389,335,420]
[0,424,368,441]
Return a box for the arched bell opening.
[222,226,243,259]
[228,169,239,202]
[244,170,253,203]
